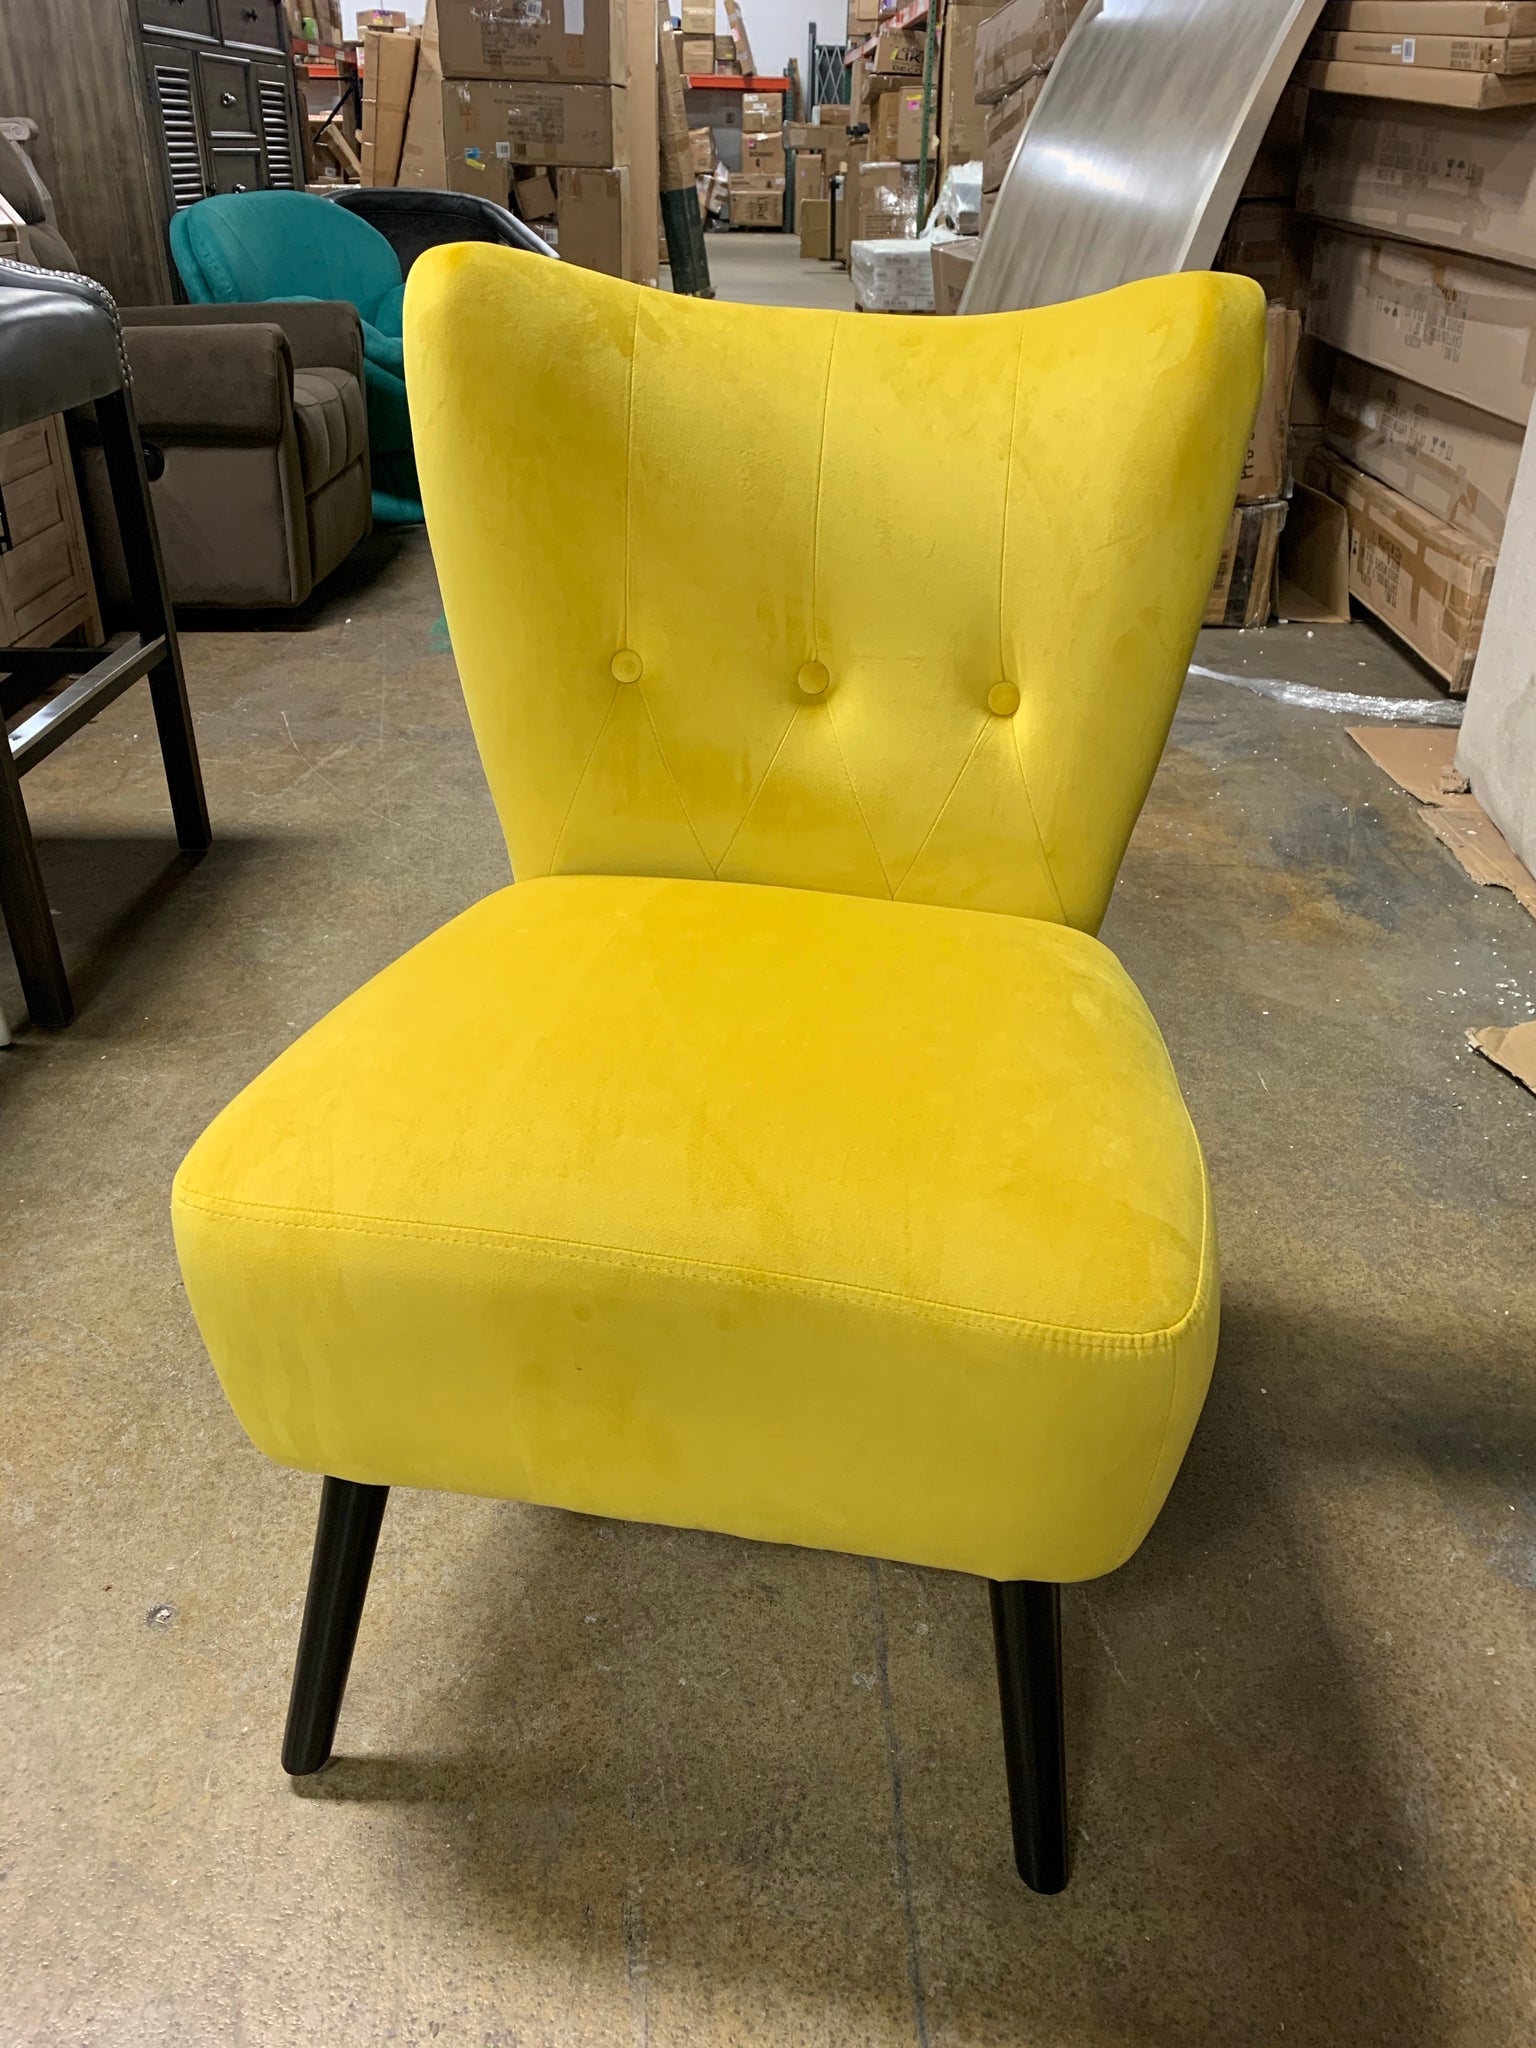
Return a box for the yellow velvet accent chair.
[172,249,1264,1892]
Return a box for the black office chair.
[328,187,558,279]
[0,259,210,1028]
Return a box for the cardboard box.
[1237,305,1303,501]
[874,84,939,160]
[847,0,882,32]
[799,194,832,258]
[742,133,785,177]
[1205,501,1286,627]
[434,0,626,85]
[681,34,715,73]
[1325,354,1523,546]
[1241,80,1308,199]
[360,8,409,25]
[1299,98,1536,272]
[1215,200,1314,311]
[982,75,1043,190]
[872,29,927,78]
[361,27,419,186]
[973,0,1086,103]
[816,104,852,125]
[854,158,920,239]
[795,151,828,205]
[512,166,557,219]
[1309,28,1536,69]
[402,78,631,186]
[1308,444,1496,690]
[931,233,980,312]
[939,5,991,163]
[658,30,693,189]
[723,0,755,74]
[690,125,716,175]
[558,165,630,274]
[680,0,715,31]
[731,184,783,227]
[1320,1,1536,30]
[715,34,737,62]
[1307,227,1536,423]
[1297,55,1536,103]
[742,91,781,132]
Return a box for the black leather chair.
[0,259,209,1028]
[328,187,558,278]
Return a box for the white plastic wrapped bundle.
[925,160,983,240]
[850,238,937,315]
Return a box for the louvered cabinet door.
[144,37,211,211]
[253,60,300,189]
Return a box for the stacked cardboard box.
[397,0,657,284]
[730,88,785,228]
[361,28,420,186]
[972,0,1086,216]
[1279,44,1536,683]
[790,111,858,261]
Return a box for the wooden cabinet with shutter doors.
[0,0,304,305]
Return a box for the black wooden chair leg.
[0,735,73,1027]
[282,1477,389,1776]
[990,1579,1069,1893]
[93,388,211,854]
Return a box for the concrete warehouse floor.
[4,239,1535,2048]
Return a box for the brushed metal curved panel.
[961,0,1326,314]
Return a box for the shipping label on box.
[434,0,625,85]
[1308,444,1496,690]
[1309,28,1536,70]
[973,0,1086,103]
[1300,98,1536,270]
[1307,227,1536,423]
[1325,354,1523,546]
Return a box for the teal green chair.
[169,191,420,525]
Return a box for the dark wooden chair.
[0,258,209,1028]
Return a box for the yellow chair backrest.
[406,251,1263,933]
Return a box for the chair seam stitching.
[891,716,988,897]
[715,708,801,872]
[623,294,640,639]
[826,700,894,895]
[1009,715,1070,925]
[174,1184,1213,1353]
[547,684,621,874]
[636,682,715,875]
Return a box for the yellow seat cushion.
[172,875,1217,1583]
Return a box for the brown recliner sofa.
[0,126,370,609]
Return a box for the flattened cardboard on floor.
[1467,1020,1536,1091]
[1346,724,1536,915]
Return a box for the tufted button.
[797,659,830,697]
[988,681,1021,717]
[611,649,643,684]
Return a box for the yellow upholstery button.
[611,649,643,684]
[798,660,830,697]
[988,681,1021,716]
